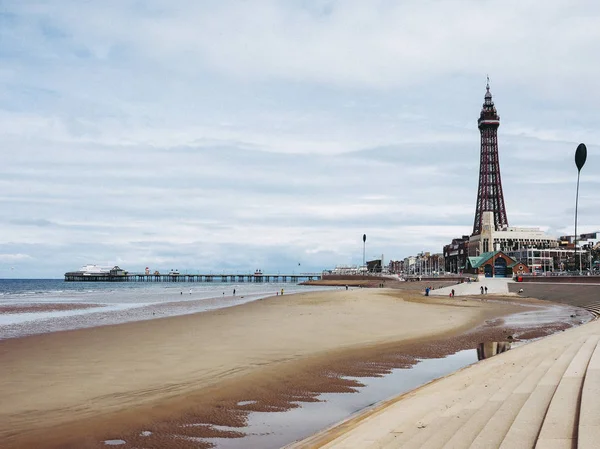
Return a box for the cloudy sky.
[1,0,600,278]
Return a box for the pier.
[64,272,322,283]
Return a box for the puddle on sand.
[206,349,477,449]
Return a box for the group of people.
[425,284,489,298]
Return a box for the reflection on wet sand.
[477,341,511,360]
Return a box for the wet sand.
[0,288,584,448]
[0,303,103,314]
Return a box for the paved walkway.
[288,316,600,449]
[508,283,600,318]
[429,277,512,297]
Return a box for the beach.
[0,286,584,448]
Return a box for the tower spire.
[472,80,508,235]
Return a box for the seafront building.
[468,211,559,256]
[388,252,444,276]
[440,81,592,275]
[443,236,470,274]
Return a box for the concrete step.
[435,352,551,449]
[500,339,588,448]
[535,335,599,449]
[580,301,600,316]
[408,354,552,449]
[375,355,542,449]
[435,339,582,449]
[368,335,582,449]
[494,337,588,449]
[323,381,478,449]
[333,351,533,449]
[467,350,561,449]
[322,383,471,449]
[577,337,600,449]
[583,306,600,316]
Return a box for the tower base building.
[468,211,559,256]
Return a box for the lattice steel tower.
[472,79,508,236]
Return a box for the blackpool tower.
[472,79,508,236]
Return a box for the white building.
[469,211,559,256]
[505,247,581,273]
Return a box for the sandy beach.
[0,286,582,448]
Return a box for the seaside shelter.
[466,250,520,278]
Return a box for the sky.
[1,0,600,278]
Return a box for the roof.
[468,251,499,269]
[467,251,518,269]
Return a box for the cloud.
[1,1,600,277]
[0,253,33,262]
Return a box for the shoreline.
[0,283,337,340]
[0,288,588,448]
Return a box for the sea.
[0,279,334,340]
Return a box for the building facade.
[443,235,470,274]
[468,211,559,256]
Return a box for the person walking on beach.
[480,286,484,294]
[451,289,455,297]
[233,288,236,296]
[281,288,284,296]
[484,286,488,294]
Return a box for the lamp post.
[574,143,587,275]
[362,234,366,273]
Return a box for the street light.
[362,234,367,272]
[574,143,587,275]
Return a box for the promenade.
[290,284,600,449]
[429,278,511,296]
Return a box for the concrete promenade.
[289,300,600,448]
[429,277,512,297]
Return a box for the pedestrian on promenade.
[480,286,484,294]
[485,286,488,294]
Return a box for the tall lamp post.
[362,234,366,273]
[574,143,587,275]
